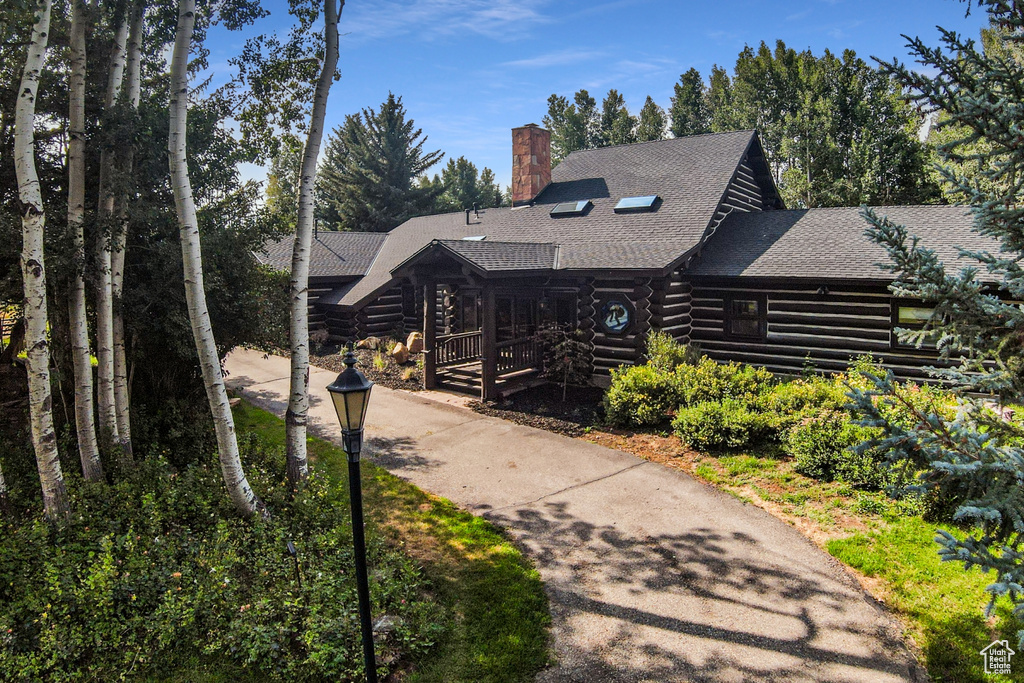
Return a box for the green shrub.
[672,399,771,451]
[785,412,891,489]
[675,357,775,408]
[644,331,700,372]
[0,436,444,682]
[754,377,848,434]
[604,364,681,427]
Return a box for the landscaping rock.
[356,336,381,350]
[391,342,410,365]
[406,331,424,353]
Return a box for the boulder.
[390,342,409,365]
[356,336,381,350]
[406,331,424,354]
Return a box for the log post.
[481,283,497,401]
[422,277,436,390]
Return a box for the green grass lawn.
[829,517,1023,683]
[231,402,550,683]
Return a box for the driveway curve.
[226,349,921,682]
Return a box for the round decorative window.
[597,297,634,335]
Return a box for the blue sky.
[205,0,988,188]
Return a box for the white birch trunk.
[16,0,69,518]
[0,457,8,515]
[169,0,263,517]
[94,10,129,451]
[67,0,103,481]
[286,0,343,487]
[111,1,144,458]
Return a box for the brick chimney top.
[511,124,551,206]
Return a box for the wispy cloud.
[341,0,552,43]
[785,9,812,22]
[501,48,605,69]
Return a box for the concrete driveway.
[225,349,921,683]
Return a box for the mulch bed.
[309,345,424,392]
[469,383,605,437]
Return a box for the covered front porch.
[395,239,579,400]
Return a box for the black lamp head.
[326,348,374,457]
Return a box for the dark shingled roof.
[689,206,998,281]
[339,130,760,307]
[257,231,386,278]
[433,240,559,272]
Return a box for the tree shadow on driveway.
[484,500,920,683]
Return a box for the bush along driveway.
[227,348,920,682]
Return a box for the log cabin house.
[259,125,994,399]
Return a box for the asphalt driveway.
[225,349,921,682]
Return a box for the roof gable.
[338,130,761,308]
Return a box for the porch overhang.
[391,239,560,281]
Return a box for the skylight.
[550,200,591,217]
[614,195,659,212]
[462,235,487,241]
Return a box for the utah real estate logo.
[981,640,1015,675]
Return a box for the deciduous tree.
[169,0,263,517]
[286,0,343,488]
[669,68,710,137]
[15,0,68,518]
[636,95,666,142]
[67,0,102,480]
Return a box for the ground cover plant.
[0,401,549,682]
[589,332,1022,681]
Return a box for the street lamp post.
[326,349,377,683]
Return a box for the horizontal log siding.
[590,279,642,376]
[356,286,405,339]
[688,281,957,381]
[322,308,357,343]
[650,269,692,344]
[307,284,333,332]
[402,282,419,333]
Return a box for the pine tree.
[635,96,666,142]
[851,1,1024,644]
[317,93,443,232]
[669,68,710,137]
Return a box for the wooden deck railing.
[436,330,482,366]
[496,335,542,374]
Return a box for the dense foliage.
[543,41,936,207]
[420,156,504,214]
[0,431,442,682]
[852,0,1024,642]
[604,333,964,498]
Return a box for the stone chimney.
[511,124,551,206]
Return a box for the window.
[614,195,659,212]
[892,301,940,349]
[724,294,766,340]
[550,200,591,216]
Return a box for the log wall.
[688,280,954,380]
[589,278,644,377]
[649,269,692,344]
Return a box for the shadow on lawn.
[483,500,920,683]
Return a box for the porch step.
[443,366,482,380]
[436,377,481,395]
